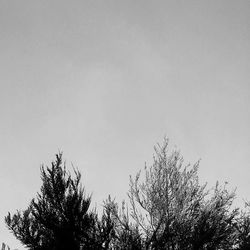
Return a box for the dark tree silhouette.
[5,153,95,250]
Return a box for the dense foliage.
[5,154,95,250]
[5,139,250,249]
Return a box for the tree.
[128,138,238,249]
[5,139,245,249]
[5,153,95,250]
[80,196,117,249]
[103,196,144,250]
[189,182,238,250]
[234,202,250,250]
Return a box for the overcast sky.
[0,1,249,249]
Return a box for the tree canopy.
[5,153,95,250]
[5,139,250,250]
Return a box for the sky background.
[0,1,249,249]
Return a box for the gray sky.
[0,1,249,249]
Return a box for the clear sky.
[0,1,249,249]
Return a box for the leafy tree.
[128,138,238,250]
[5,139,247,250]
[234,202,250,250]
[104,197,143,250]
[5,153,95,250]
[189,182,238,250]
[81,196,117,249]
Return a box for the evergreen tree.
[5,153,95,250]
[128,138,238,249]
[235,202,250,250]
[5,139,248,250]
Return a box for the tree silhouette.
[5,153,95,250]
[5,139,249,249]
[128,138,238,249]
[102,196,143,250]
[234,202,250,250]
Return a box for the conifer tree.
[128,138,238,249]
[5,153,95,250]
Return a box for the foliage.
[5,153,95,250]
[5,138,250,249]
[128,138,238,249]
[103,196,143,249]
[234,202,250,250]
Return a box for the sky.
[0,1,249,249]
